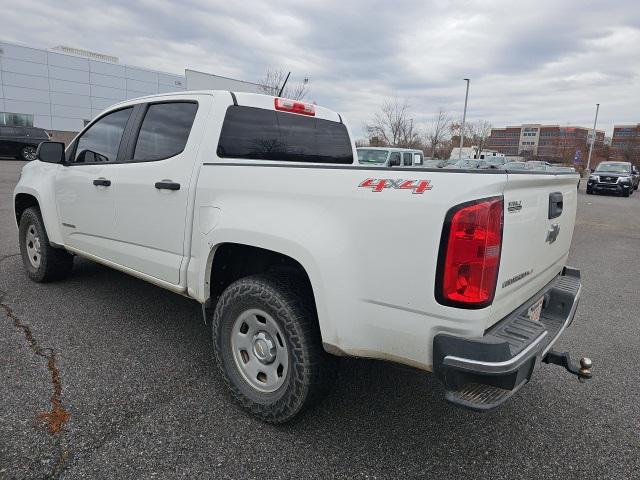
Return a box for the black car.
[587,161,637,197]
[0,126,50,161]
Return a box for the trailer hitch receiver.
[543,350,593,383]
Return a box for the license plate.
[527,297,544,322]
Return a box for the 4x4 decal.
[358,178,433,194]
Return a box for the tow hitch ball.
[543,350,593,383]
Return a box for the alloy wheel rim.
[25,224,42,268]
[230,308,289,393]
[23,147,37,161]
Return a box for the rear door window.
[133,102,198,161]
[403,152,412,166]
[25,127,48,138]
[217,106,353,164]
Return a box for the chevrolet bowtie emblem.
[546,224,560,244]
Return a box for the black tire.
[20,145,38,161]
[19,207,73,282]
[623,191,630,197]
[586,187,593,195]
[212,274,335,423]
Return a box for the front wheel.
[20,145,38,161]
[586,187,593,195]
[212,274,334,423]
[19,207,73,282]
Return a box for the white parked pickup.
[13,91,591,422]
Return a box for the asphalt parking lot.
[1,159,639,480]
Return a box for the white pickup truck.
[13,91,591,423]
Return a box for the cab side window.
[389,152,401,165]
[403,152,413,166]
[132,102,198,161]
[73,108,132,164]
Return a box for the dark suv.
[0,126,50,161]
[587,161,638,197]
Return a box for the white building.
[0,39,262,142]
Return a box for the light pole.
[409,118,414,147]
[459,78,470,161]
[586,103,600,173]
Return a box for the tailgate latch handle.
[548,192,563,219]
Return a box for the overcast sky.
[1,0,638,137]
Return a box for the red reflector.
[437,197,503,308]
[274,98,315,116]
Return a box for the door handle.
[93,178,111,187]
[155,181,180,191]
[548,192,563,219]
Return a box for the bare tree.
[365,98,419,148]
[448,119,492,158]
[259,68,310,100]
[425,108,450,158]
[467,120,493,158]
[620,141,640,168]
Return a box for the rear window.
[217,106,353,164]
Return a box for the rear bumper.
[433,266,581,410]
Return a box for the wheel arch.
[13,187,65,247]
[14,192,40,227]
[204,242,332,344]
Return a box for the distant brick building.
[485,126,521,155]
[611,124,640,165]
[487,124,605,165]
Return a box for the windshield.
[357,149,389,164]
[595,163,630,173]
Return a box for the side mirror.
[37,141,66,164]
[389,156,401,167]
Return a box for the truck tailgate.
[488,173,579,328]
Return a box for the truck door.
[55,107,134,259]
[105,98,209,285]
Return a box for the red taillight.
[436,197,503,308]
[274,98,315,116]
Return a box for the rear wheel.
[19,207,73,282]
[20,145,38,161]
[212,274,334,423]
